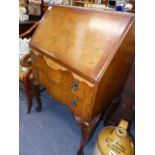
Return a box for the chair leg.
[22,69,33,114]
[23,80,33,114]
[26,88,33,114]
[33,82,42,112]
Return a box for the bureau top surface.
[30,5,134,83]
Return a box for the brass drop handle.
[71,98,77,107]
[72,80,79,91]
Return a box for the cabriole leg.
[74,115,101,155]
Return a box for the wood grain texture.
[45,57,95,121]
[29,5,135,155]
[31,51,96,121]
[90,19,135,120]
[30,5,135,121]
[30,5,134,83]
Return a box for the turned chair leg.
[74,115,101,155]
[26,88,33,114]
[23,78,33,114]
[32,81,42,112]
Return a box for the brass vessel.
[93,119,134,155]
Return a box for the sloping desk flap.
[30,5,134,83]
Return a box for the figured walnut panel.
[30,5,134,82]
[45,57,95,121]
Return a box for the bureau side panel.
[91,20,135,120]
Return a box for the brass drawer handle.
[71,98,77,107]
[72,80,79,91]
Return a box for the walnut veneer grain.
[30,5,135,155]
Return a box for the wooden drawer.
[45,57,95,118]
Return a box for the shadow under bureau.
[29,5,135,155]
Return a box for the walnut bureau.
[29,5,135,155]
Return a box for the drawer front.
[30,49,47,87]
[45,57,95,119]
